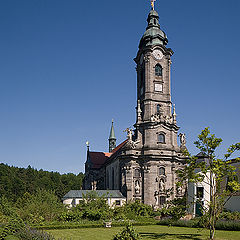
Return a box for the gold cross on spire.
[151,0,157,10]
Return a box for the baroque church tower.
[117,3,186,206]
[84,2,186,207]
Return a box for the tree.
[16,189,64,223]
[177,128,240,240]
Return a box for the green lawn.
[48,225,240,240]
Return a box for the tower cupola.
[139,9,168,49]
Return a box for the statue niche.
[135,180,140,194]
[159,179,165,192]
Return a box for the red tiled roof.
[88,140,128,169]
[107,139,128,163]
[111,140,128,154]
[89,152,110,169]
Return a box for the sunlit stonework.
[83,4,187,207]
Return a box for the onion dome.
[139,10,168,49]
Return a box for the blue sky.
[0,0,239,174]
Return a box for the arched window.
[155,64,162,76]
[134,169,141,178]
[106,170,109,189]
[157,104,161,114]
[159,167,165,176]
[159,196,166,205]
[140,66,145,87]
[158,133,165,143]
[112,168,114,189]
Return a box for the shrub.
[156,218,240,231]
[215,220,240,231]
[4,236,19,240]
[15,226,55,240]
[219,211,240,221]
[125,200,153,217]
[113,222,141,240]
[113,200,154,220]
[0,217,24,240]
[58,211,82,222]
[64,191,112,221]
[156,198,186,221]
[0,196,18,219]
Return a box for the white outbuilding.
[62,190,126,208]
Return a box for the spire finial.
[86,141,90,151]
[151,0,156,10]
[172,104,177,124]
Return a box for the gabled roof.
[111,140,128,155]
[88,152,111,169]
[62,190,126,200]
[105,140,128,164]
[87,140,128,169]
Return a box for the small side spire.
[137,100,142,123]
[86,141,90,151]
[109,120,116,152]
[172,104,177,124]
[109,119,116,140]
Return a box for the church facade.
[83,5,187,207]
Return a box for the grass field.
[48,225,240,240]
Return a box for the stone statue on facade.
[124,128,133,141]
[159,179,165,192]
[91,181,97,191]
[179,133,186,147]
[124,128,140,149]
[154,191,159,206]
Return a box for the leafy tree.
[0,163,84,201]
[16,189,65,223]
[158,198,186,221]
[77,191,112,221]
[177,128,240,240]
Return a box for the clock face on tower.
[152,49,163,60]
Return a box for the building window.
[107,170,109,189]
[157,104,161,114]
[159,167,165,176]
[196,187,204,199]
[159,196,166,205]
[158,133,165,143]
[140,66,145,90]
[155,64,162,76]
[112,168,114,189]
[134,169,141,178]
[115,200,121,206]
